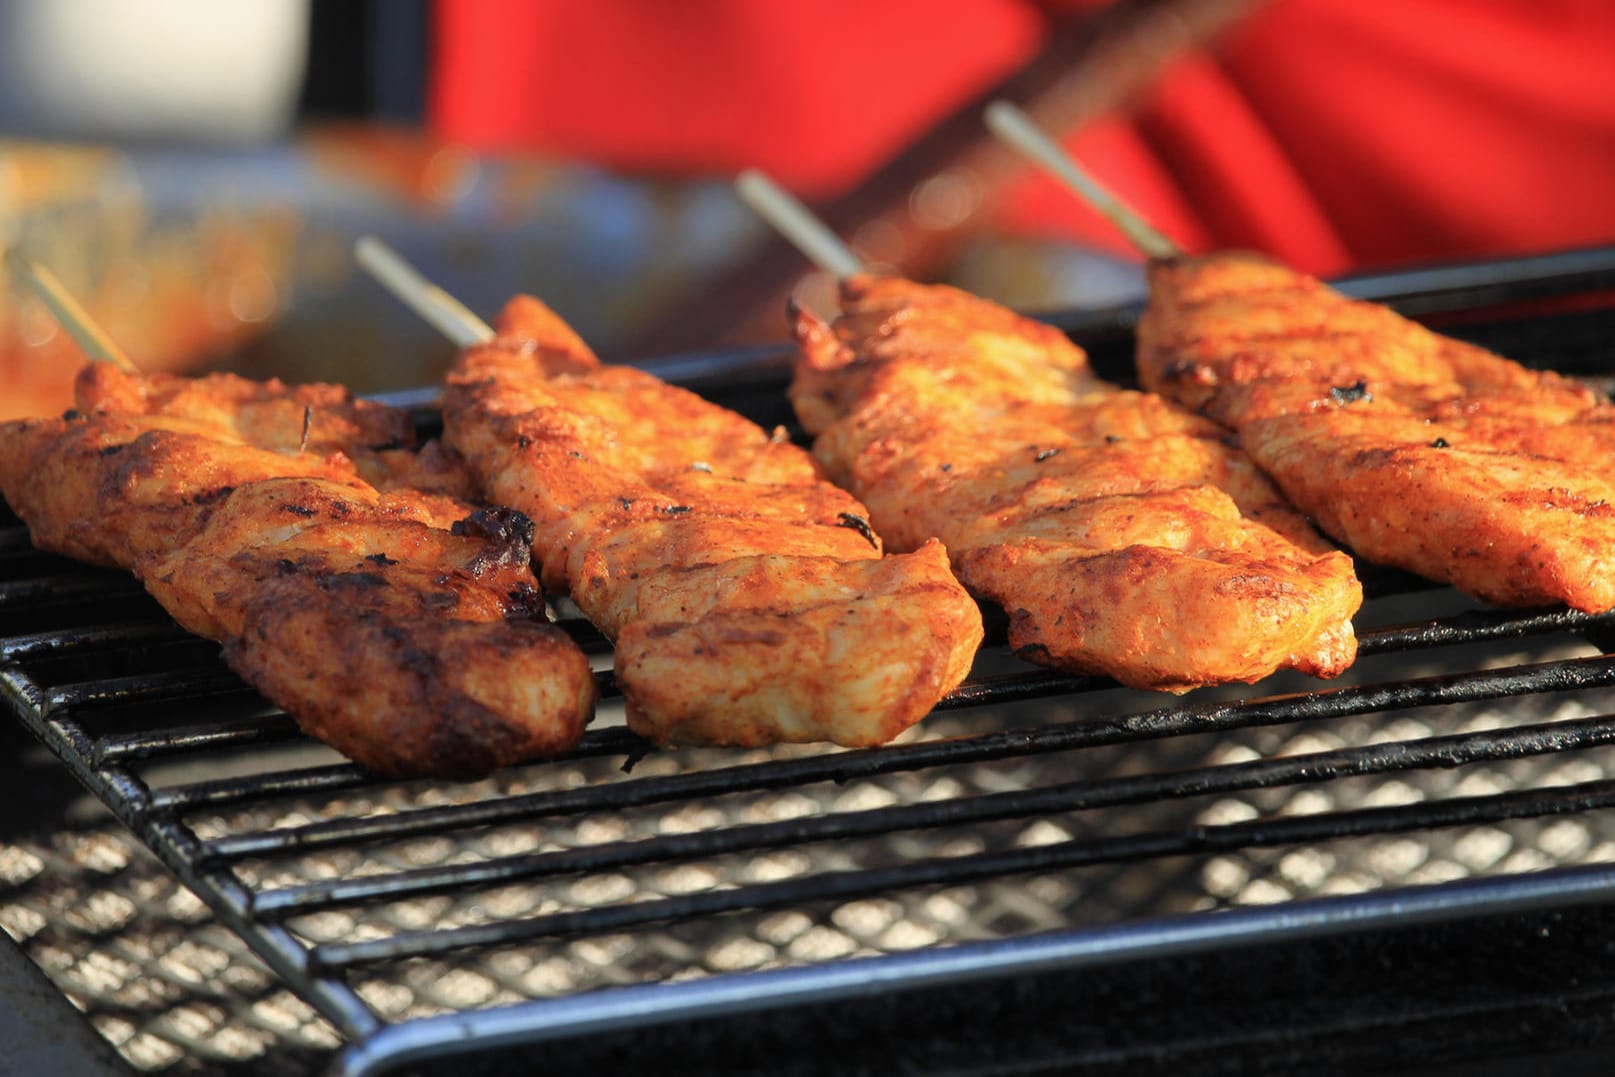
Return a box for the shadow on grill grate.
[4,251,1615,1076]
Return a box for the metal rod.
[326,859,1615,1077]
[4,248,140,371]
[734,169,864,279]
[205,652,1615,862]
[354,235,495,348]
[312,775,1615,969]
[256,710,1615,916]
[984,99,1181,259]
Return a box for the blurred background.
[1,0,1612,420]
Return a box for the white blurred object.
[0,0,310,144]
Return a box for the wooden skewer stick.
[354,235,496,348]
[984,99,1181,260]
[734,169,865,279]
[5,248,140,371]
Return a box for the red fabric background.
[431,0,1615,275]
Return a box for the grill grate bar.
[92,711,301,764]
[15,595,1603,783]
[0,621,192,662]
[254,709,1615,915]
[1358,608,1615,655]
[2,665,390,1044]
[48,669,256,713]
[202,653,1615,861]
[0,574,145,606]
[150,762,369,809]
[310,774,1615,970]
[147,729,651,811]
[937,667,1102,707]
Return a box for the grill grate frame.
[4,247,1615,1076]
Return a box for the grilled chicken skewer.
[357,238,982,747]
[987,101,1615,612]
[1137,254,1615,611]
[737,170,1361,691]
[0,254,595,778]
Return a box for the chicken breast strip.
[441,296,984,747]
[1137,252,1615,612]
[0,364,595,778]
[792,275,1361,692]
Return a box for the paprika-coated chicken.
[0,363,596,778]
[792,275,1362,692]
[442,296,983,747]
[1137,252,1615,611]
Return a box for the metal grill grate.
[4,248,1615,1076]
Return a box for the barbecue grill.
[5,246,1615,1076]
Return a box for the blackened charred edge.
[366,552,398,566]
[456,505,537,574]
[62,409,85,422]
[836,512,879,550]
[1034,448,1059,462]
[423,590,460,610]
[1329,380,1373,405]
[659,505,693,516]
[1160,359,1202,383]
[319,571,388,591]
[939,462,953,472]
[381,624,437,677]
[96,443,127,458]
[1012,641,1052,664]
[1105,434,1123,444]
[504,580,546,619]
[619,738,655,774]
[454,506,535,547]
[186,485,236,507]
[283,504,318,518]
[1432,437,1451,449]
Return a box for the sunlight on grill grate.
[5,617,1615,1072]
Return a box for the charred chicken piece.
[0,370,595,779]
[443,295,983,748]
[792,275,1362,692]
[1137,252,1615,612]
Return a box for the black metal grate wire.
[4,249,1615,1075]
